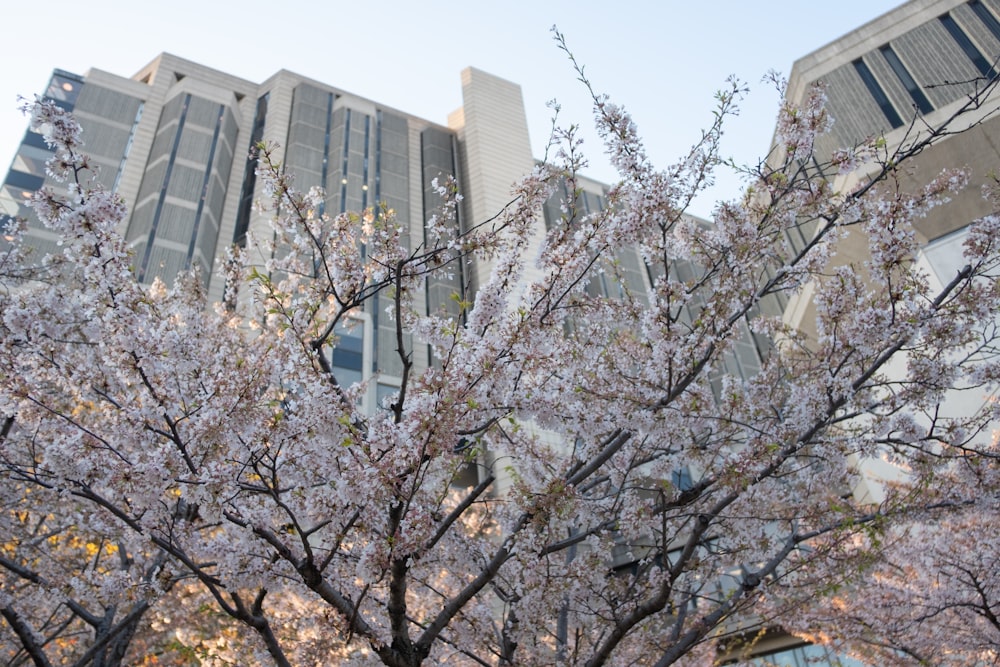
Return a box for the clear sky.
[0,0,902,219]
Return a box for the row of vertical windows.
[318,92,334,217]
[940,12,997,78]
[137,94,190,283]
[374,111,383,203]
[362,115,372,209]
[420,127,465,336]
[129,94,233,287]
[187,104,225,268]
[849,1,998,132]
[279,92,415,379]
[1,71,85,207]
[339,109,352,213]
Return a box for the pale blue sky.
[1,0,901,218]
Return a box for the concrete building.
[0,56,581,414]
[4,55,744,421]
[778,0,1000,507]
[744,1,1000,664]
[781,0,1000,338]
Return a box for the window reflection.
[44,71,84,107]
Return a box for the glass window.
[233,93,269,247]
[44,72,84,107]
[21,130,50,151]
[339,109,352,213]
[743,643,866,666]
[970,0,1000,42]
[880,45,934,114]
[940,13,996,78]
[853,58,904,128]
[335,367,363,388]
[332,348,363,371]
[11,144,52,177]
[331,319,367,391]
[1,184,32,211]
[672,466,694,491]
[376,382,398,410]
[3,170,44,193]
[0,189,26,217]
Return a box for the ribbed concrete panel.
[286,83,329,192]
[379,111,410,226]
[813,64,891,163]
[451,68,534,225]
[895,21,982,104]
[954,3,1000,65]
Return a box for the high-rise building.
[3,54,750,418]
[738,1,1000,663]
[0,56,584,413]
[778,0,999,507]
[780,0,1000,338]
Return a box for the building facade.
[0,56,593,414]
[781,0,1000,337]
[779,0,1000,504]
[746,1,1000,663]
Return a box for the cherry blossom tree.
[778,503,1000,666]
[762,416,1000,667]
[1,45,1000,666]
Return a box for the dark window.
[44,71,84,109]
[113,102,144,193]
[318,92,333,217]
[940,13,997,78]
[187,105,225,269]
[233,93,269,247]
[331,348,363,371]
[335,329,364,354]
[339,109,351,213]
[3,170,44,193]
[361,115,371,209]
[331,320,365,389]
[970,0,1000,43]
[21,130,50,151]
[853,58,904,128]
[880,45,934,114]
[672,466,695,491]
[137,94,190,282]
[374,110,383,202]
